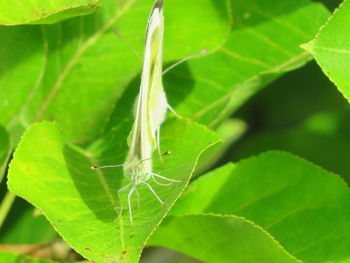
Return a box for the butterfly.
[92,0,181,225]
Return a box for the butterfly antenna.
[167,103,183,119]
[91,151,171,170]
[140,181,164,205]
[113,28,143,62]
[162,48,208,75]
[91,164,124,170]
[137,151,171,166]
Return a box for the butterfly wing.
[125,0,167,175]
[146,0,167,152]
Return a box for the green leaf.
[0,0,101,25]
[170,152,350,263]
[0,125,10,181]
[0,0,229,143]
[0,251,58,263]
[0,0,330,145]
[149,214,300,263]
[164,0,330,127]
[8,120,219,263]
[302,0,350,102]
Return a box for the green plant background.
[1,0,350,262]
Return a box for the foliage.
[0,0,101,25]
[0,0,349,262]
[156,152,350,263]
[303,0,350,101]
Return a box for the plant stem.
[0,191,16,229]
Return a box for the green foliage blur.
[1,0,350,262]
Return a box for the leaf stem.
[0,191,16,229]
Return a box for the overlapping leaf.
[8,119,218,262]
[0,0,101,25]
[156,152,350,263]
[303,0,350,102]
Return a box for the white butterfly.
[92,0,180,225]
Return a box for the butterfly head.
[124,160,151,184]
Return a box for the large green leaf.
[162,0,330,127]
[0,0,229,144]
[167,152,350,263]
[7,120,218,263]
[149,214,300,263]
[0,0,100,25]
[302,0,350,102]
[0,125,10,181]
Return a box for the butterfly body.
[92,0,181,225]
[120,0,181,224]
[124,159,151,184]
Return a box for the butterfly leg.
[128,186,136,225]
[116,183,132,220]
[135,187,140,209]
[151,172,182,183]
[152,175,172,186]
[140,181,164,205]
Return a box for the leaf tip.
[300,41,314,52]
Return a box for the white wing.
[125,0,167,176]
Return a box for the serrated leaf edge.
[152,213,304,263]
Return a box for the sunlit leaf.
[8,120,218,262]
[164,0,330,127]
[149,214,300,263]
[0,0,101,25]
[303,0,350,102]
[167,152,350,263]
